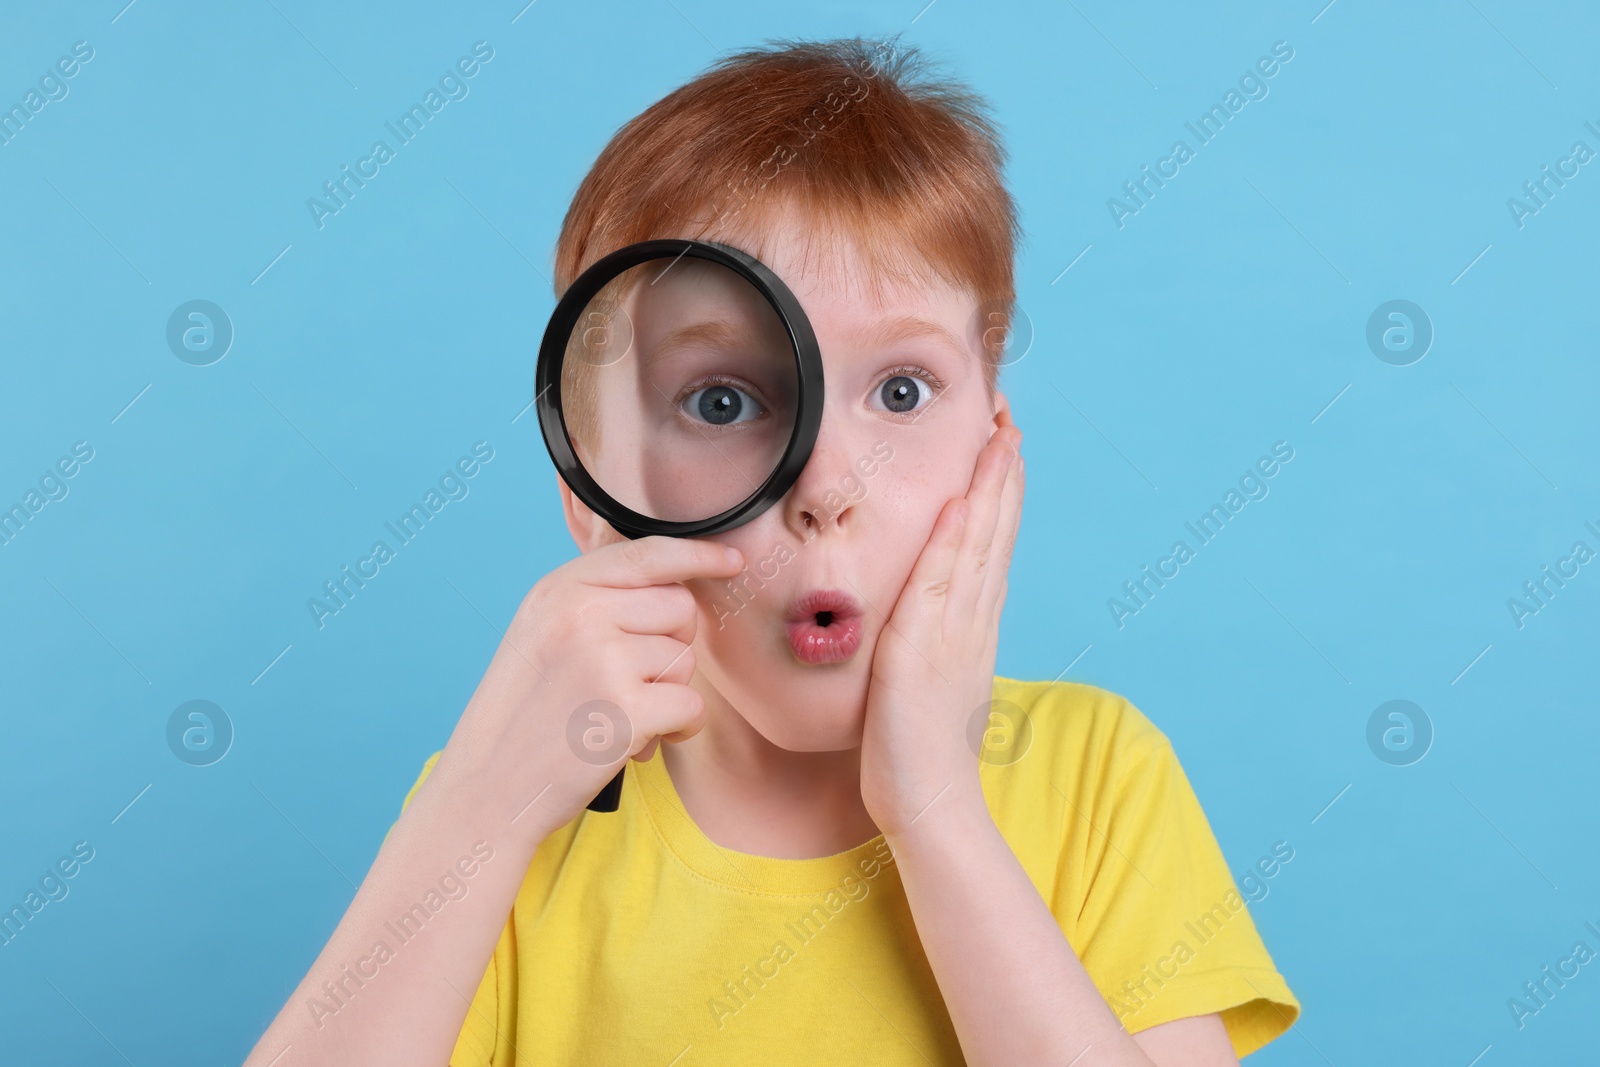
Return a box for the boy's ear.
[557,472,626,554]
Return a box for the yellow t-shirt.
[398,677,1299,1064]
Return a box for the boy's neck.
[658,680,882,861]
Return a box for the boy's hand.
[431,535,746,845]
[858,410,1025,838]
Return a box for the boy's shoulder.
[980,675,1196,872]
[988,674,1172,785]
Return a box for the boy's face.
[563,202,1011,753]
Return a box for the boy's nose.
[778,421,867,540]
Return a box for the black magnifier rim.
[535,238,824,541]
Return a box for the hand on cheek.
[857,409,1024,837]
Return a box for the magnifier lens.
[560,255,801,525]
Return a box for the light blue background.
[2,1,1596,1063]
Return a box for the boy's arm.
[861,420,1246,1064]
[886,793,1237,1067]
[240,535,744,1065]
[241,757,562,1067]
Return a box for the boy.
[247,37,1297,1066]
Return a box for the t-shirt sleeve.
[385,749,444,847]
[1069,713,1299,1058]
[390,752,510,1067]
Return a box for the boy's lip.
[783,588,866,665]
[784,588,864,624]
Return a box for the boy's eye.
[870,371,941,417]
[880,376,921,414]
[681,380,765,426]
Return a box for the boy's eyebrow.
[656,319,740,351]
[652,315,968,361]
[860,315,968,358]
[650,318,763,361]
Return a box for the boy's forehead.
[689,200,973,315]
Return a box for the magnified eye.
[683,379,765,426]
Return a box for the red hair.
[552,37,1020,394]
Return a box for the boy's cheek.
[712,527,772,570]
[878,471,967,596]
[907,446,985,529]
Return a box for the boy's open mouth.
[784,589,864,665]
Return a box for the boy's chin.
[745,666,871,752]
[757,716,867,754]
[697,631,878,750]
[710,659,870,751]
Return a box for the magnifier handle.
[586,768,625,813]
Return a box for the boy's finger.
[892,496,967,637]
[608,585,701,643]
[993,399,1017,432]
[980,449,1024,612]
[950,431,1020,620]
[578,535,744,590]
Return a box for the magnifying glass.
[535,239,825,812]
